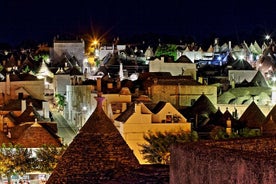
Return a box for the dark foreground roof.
[47,94,169,183]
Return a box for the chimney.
[6,74,10,96]
[96,78,102,92]
[70,77,74,85]
[78,77,82,85]
[95,92,104,110]
[43,101,50,118]
[116,77,121,89]
[21,100,26,112]
[134,103,141,114]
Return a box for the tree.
[139,130,198,164]
[35,144,67,173]
[0,144,34,184]
[54,93,66,111]
[155,44,177,61]
[210,126,261,140]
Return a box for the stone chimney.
[6,74,10,96]
[134,103,141,114]
[78,77,83,85]
[97,78,102,92]
[116,77,121,89]
[21,100,26,112]
[43,101,50,118]
[95,92,104,111]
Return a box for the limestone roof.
[182,93,217,119]
[14,121,62,148]
[239,101,265,129]
[227,59,254,70]
[251,71,269,87]
[151,101,166,114]
[175,55,193,63]
[262,115,276,136]
[48,94,169,183]
[263,105,276,124]
[15,104,43,124]
[0,98,44,111]
[69,66,83,76]
[115,102,135,123]
[48,95,140,182]
[207,108,225,127]
[0,131,11,144]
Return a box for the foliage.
[35,144,67,173]
[155,44,177,61]
[0,144,67,183]
[238,128,261,137]
[139,130,199,164]
[210,127,261,140]
[0,144,34,183]
[33,54,49,62]
[210,126,227,140]
[22,65,30,73]
[55,93,66,111]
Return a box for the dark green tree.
[54,93,66,111]
[139,130,198,164]
[210,126,261,140]
[155,44,177,61]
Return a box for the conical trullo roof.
[239,101,265,129]
[15,121,62,148]
[184,93,217,118]
[262,115,276,136]
[47,93,143,183]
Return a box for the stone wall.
[151,84,217,107]
[170,137,276,184]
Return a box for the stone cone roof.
[47,94,143,183]
[262,115,276,136]
[208,108,225,127]
[239,101,265,129]
[15,122,62,148]
[183,93,217,119]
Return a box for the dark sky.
[0,0,275,46]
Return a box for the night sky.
[0,0,276,46]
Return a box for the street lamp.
[265,35,270,40]
[265,34,272,45]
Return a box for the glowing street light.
[265,34,273,45]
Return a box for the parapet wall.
[170,137,276,184]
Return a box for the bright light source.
[83,58,88,63]
[238,55,245,60]
[82,106,87,111]
[93,40,98,45]
[265,35,271,40]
